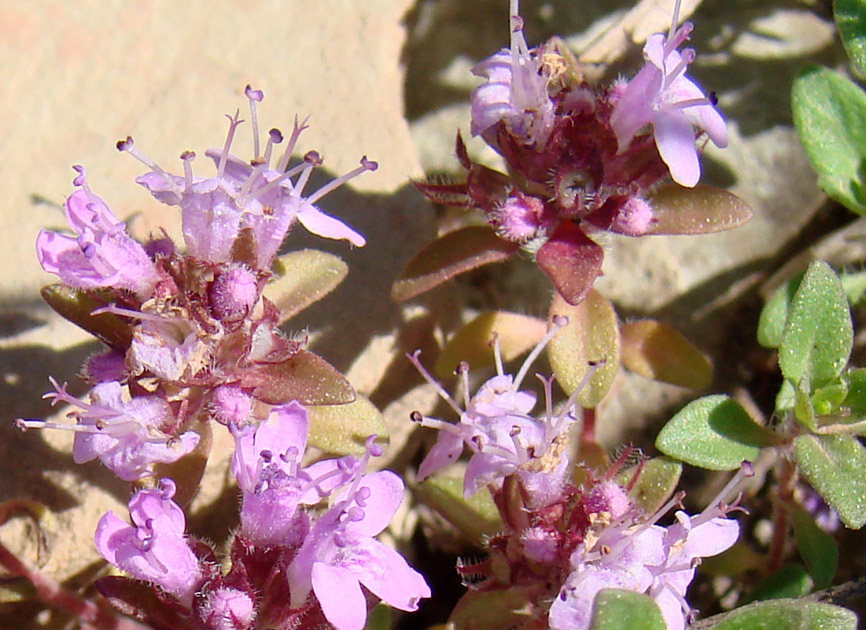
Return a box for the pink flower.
[287,467,431,630]
[124,87,374,269]
[470,0,554,148]
[610,21,727,187]
[230,401,358,546]
[94,479,202,605]
[36,166,159,298]
[17,379,199,481]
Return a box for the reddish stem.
[0,540,150,630]
[766,457,796,573]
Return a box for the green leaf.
[791,503,839,589]
[448,585,545,630]
[248,350,356,406]
[792,66,866,215]
[615,457,682,515]
[620,320,712,389]
[747,564,813,603]
[548,289,620,407]
[434,311,548,378]
[656,395,773,470]
[757,274,804,349]
[264,249,348,324]
[645,184,753,235]
[415,476,502,547]
[391,226,519,302]
[713,600,857,630]
[794,433,866,528]
[776,379,797,413]
[306,396,388,457]
[836,0,866,76]
[840,269,866,304]
[363,603,392,630]
[40,284,133,349]
[842,368,866,415]
[778,261,853,389]
[589,590,665,630]
[811,382,848,416]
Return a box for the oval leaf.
[757,274,804,349]
[548,289,620,407]
[589,590,666,630]
[448,585,545,630]
[646,184,753,235]
[435,311,548,378]
[620,320,712,389]
[40,284,133,349]
[656,395,772,470]
[249,350,356,406]
[536,222,604,306]
[391,226,519,302]
[779,261,852,389]
[306,395,388,457]
[747,564,813,603]
[264,249,348,324]
[714,600,857,630]
[791,503,838,589]
[836,0,866,81]
[794,433,866,529]
[792,66,866,215]
[615,457,682,515]
[415,476,503,547]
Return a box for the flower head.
[470,0,554,148]
[17,379,199,481]
[230,401,358,546]
[409,318,586,504]
[287,438,431,630]
[94,479,202,604]
[122,86,374,269]
[610,4,727,187]
[36,166,160,298]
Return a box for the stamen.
[304,157,378,206]
[117,137,181,197]
[407,351,464,417]
[457,361,472,409]
[553,360,602,432]
[491,334,505,377]
[180,151,196,188]
[263,128,284,168]
[90,304,184,325]
[243,160,311,204]
[244,85,264,158]
[513,316,568,389]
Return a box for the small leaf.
[615,457,682,515]
[40,284,133,349]
[836,0,866,75]
[811,382,848,416]
[589,590,665,630]
[840,269,866,304]
[536,222,604,306]
[791,503,839,589]
[656,395,772,470]
[448,584,545,630]
[747,564,813,602]
[757,274,804,349]
[779,261,852,389]
[391,226,519,302]
[620,320,712,389]
[249,350,356,406]
[548,289,620,407]
[776,379,797,413]
[646,184,753,234]
[264,249,348,324]
[794,433,866,528]
[792,66,866,215]
[434,311,548,378]
[842,368,866,415]
[306,396,388,457]
[415,476,503,547]
[713,600,857,630]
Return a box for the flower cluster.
[409,328,743,630]
[96,415,429,630]
[411,0,728,305]
[18,88,429,630]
